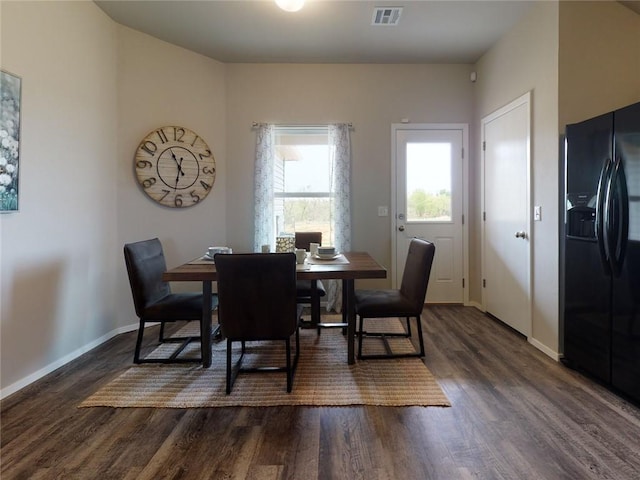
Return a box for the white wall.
[1,1,119,394]
[0,3,228,397]
[115,25,227,302]
[558,1,640,126]
[225,63,474,286]
[473,2,560,355]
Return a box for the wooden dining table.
[162,251,387,366]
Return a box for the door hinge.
[462,214,465,225]
[483,279,486,288]
[462,278,465,288]
[461,147,465,159]
[482,140,486,151]
[483,211,486,221]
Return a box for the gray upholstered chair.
[294,231,327,328]
[355,238,435,359]
[124,238,218,364]
[214,252,304,394]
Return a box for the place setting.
[188,245,233,264]
[306,245,349,265]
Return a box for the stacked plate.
[204,246,232,260]
[314,246,339,260]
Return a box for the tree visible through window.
[274,127,334,244]
[406,142,452,222]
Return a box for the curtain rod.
[252,122,353,129]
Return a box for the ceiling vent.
[372,7,403,26]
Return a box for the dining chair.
[214,252,304,394]
[294,231,327,329]
[355,238,435,359]
[124,237,219,364]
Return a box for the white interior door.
[393,125,467,304]
[482,93,531,336]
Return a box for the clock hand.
[174,157,185,189]
[170,149,185,176]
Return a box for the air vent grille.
[372,7,403,26]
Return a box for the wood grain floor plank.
[2,306,640,479]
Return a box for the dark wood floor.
[2,305,640,479]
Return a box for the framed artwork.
[1,70,21,213]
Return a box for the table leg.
[345,279,355,364]
[310,279,320,327]
[202,280,212,368]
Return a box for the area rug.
[80,320,450,408]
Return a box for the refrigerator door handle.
[596,157,613,275]
[609,155,629,277]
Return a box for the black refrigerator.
[563,101,640,404]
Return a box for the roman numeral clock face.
[134,126,216,208]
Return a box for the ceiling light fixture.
[275,0,305,12]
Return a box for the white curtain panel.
[253,123,275,252]
[326,123,352,312]
[253,123,352,313]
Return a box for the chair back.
[215,253,298,340]
[399,238,436,311]
[124,238,171,318]
[295,232,322,250]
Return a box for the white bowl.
[317,246,335,256]
[207,246,232,258]
[314,252,340,260]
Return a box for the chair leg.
[226,339,233,394]
[134,319,146,364]
[415,315,425,357]
[312,295,322,335]
[159,322,166,342]
[294,327,300,369]
[226,339,246,394]
[285,338,292,393]
[286,329,301,393]
[358,315,365,359]
[358,315,425,359]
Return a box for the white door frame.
[480,92,532,335]
[391,123,469,305]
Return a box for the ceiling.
[95,0,640,64]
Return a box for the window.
[274,126,334,244]
[255,123,351,312]
[406,142,452,222]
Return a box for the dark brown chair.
[214,252,304,394]
[124,238,219,364]
[294,232,327,327]
[355,238,435,359]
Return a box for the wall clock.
[134,126,216,208]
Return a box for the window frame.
[273,126,335,242]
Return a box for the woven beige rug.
[80,320,450,408]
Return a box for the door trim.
[391,123,469,305]
[480,91,532,337]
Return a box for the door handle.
[608,156,629,277]
[514,231,527,239]
[596,158,613,275]
[398,225,405,232]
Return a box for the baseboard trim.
[1,322,139,400]
[466,301,483,310]
[528,337,560,361]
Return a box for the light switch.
[534,205,542,221]
[378,206,388,217]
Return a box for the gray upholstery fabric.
[354,238,435,359]
[215,252,303,393]
[355,238,435,318]
[215,253,299,340]
[123,237,218,363]
[124,237,218,321]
